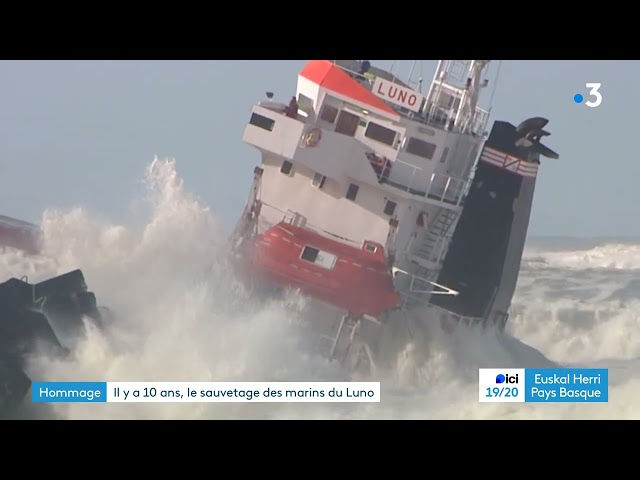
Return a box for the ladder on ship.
[328,314,360,362]
[415,208,458,264]
[321,313,377,372]
[401,207,460,311]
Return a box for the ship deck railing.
[427,301,486,326]
[399,290,487,327]
[330,61,490,138]
[257,101,307,123]
[369,154,470,207]
[259,201,364,249]
[394,268,486,325]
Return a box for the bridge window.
[406,137,437,160]
[298,94,314,116]
[364,122,396,146]
[249,112,275,131]
[280,160,293,175]
[335,111,360,137]
[319,104,339,124]
[346,183,359,201]
[384,200,397,216]
[300,245,337,270]
[312,172,326,189]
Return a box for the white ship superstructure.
[232,59,559,370]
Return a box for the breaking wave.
[1,158,639,419]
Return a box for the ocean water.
[1,158,639,419]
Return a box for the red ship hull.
[0,215,41,255]
[241,222,400,318]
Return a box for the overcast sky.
[1,60,636,237]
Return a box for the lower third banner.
[30,381,381,403]
[478,368,608,403]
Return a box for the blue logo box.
[524,368,608,403]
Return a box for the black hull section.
[431,118,558,330]
[0,270,104,418]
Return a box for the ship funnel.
[515,117,559,159]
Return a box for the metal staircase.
[414,208,458,265]
[316,313,377,372]
[328,314,360,362]
[399,207,461,311]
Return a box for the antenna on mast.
[407,60,424,91]
[408,60,416,86]
[488,60,502,110]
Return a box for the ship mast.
[457,60,489,130]
[424,60,491,134]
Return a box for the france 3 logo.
[574,83,603,108]
[478,368,525,403]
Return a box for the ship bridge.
[241,60,490,210]
[242,100,470,212]
[331,60,491,138]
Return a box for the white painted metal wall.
[255,157,407,248]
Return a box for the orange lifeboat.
[241,222,400,318]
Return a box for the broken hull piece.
[0,214,41,255]
[0,269,104,418]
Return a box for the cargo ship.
[230,60,559,370]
